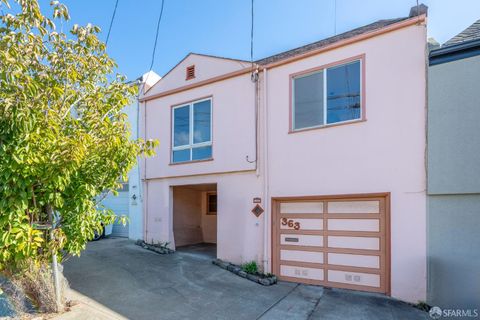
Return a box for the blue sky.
[34,0,480,81]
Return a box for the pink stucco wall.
[141,21,427,303]
[143,71,257,179]
[264,25,427,302]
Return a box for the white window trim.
[292,59,362,131]
[172,97,212,163]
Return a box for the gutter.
[429,38,480,66]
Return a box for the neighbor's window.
[207,192,217,215]
[292,59,361,130]
[172,98,212,163]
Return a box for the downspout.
[247,66,260,176]
[255,68,260,177]
[262,67,269,272]
[142,99,149,242]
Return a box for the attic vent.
[186,65,195,80]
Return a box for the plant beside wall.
[0,0,157,315]
[241,261,259,274]
[212,259,277,286]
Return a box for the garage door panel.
[280,202,324,214]
[280,265,324,281]
[273,194,389,294]
[327,270,381,288]
[328,253,380,269]
[280,234,323,247]
[327,219,379,232]
[280,218,323,230]
[328,236,380,250]
[280,249,324,264]
[327,200,380,214]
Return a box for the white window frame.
[292,59,362,131]
[171,97,213,163]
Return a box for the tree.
[0,0,157,270]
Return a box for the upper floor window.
[172,98,212,163]
[292,59,362,131]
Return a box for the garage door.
[102,190,129,238]
[272,194,390,294]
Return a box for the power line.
[250,0,254,67]
[105,0,119,46]
[148,0,165,72]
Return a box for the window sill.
[289,119,366,134]
[169,158,214,166]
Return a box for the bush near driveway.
[0,0,157,313]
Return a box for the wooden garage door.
[272,194,390,294]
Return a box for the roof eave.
[140,14,427,102]
[430,38,480,66]
[261,14,426,69]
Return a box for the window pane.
[293,71,324,130]
[192,146,212,160]
[173,149,190,163]
[208,194,217,213]
[327,61,361,124]
[173,105,190,147]
[193,100,211,144]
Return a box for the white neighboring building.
[102,71,161,240]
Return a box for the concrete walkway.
[61,238,428,320]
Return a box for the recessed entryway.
[272,193,390,294]
[172,183,217,254]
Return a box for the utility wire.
[141,0,165,96]
[250,0,254,68]
[105,0,119,46]
[148,0,165,72]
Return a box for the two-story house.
[428,19,480,310]
[139,5,428,303]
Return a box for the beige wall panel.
[328,269,381,287]
[281,234,323,247]
[280,218,323,230]
[328,201,380,214]
[280,249,324,264]
[328,253,380,269]
[280,202,324,214]
[328,219,379,232]
[280,265,324,280]
[328,236,380,250]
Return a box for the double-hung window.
[292,59,362,131]
[172,98,212,163]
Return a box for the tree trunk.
[46,204,61,312]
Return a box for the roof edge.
[261,14,426,69]
[140,14,427,102]
[430,38,480,66]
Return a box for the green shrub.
[0,0,157,270]
[241,261,258,274]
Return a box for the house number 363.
[281,218,300,230]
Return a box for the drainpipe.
[142,99,149,242]
[262,67,269,273]
[247,66,260,176]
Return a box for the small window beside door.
[207,192,217,215]
[292,59,362,131]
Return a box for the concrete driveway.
[63,238,428,320]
